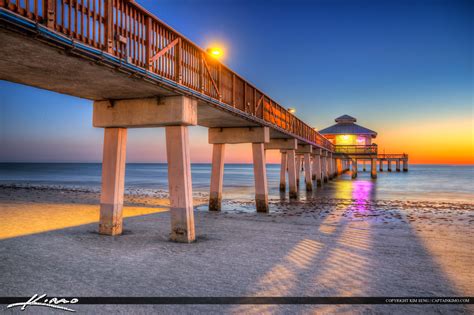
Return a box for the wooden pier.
[0,3,407,243]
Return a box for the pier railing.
[1,0,334,151]
[334,144,378,155]
[378,154,408,159]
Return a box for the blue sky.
[1,0,472,163]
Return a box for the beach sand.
[0,185,472,314]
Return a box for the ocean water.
[0,163,473,204]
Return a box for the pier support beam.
[252,143,269,212]
[351,159,358,179]
[371,158,377,179]
[313,150,322,186]
[379,160,383,172]
[321,152,328,183]
[287,150,298,199]
[396,159,401,172]
[403,159,408,172]
[209,127,270,212]
[304,153,312,191]
[332,158,336,177]
[99,128,127,236]
[363,160,366,172]
[388,160,392,172]
[94,96,198,242]
[328,154,333,179]
[166,126,195,243]
[336,158,342,176]
[280,151,287,191]
[328,154,334,179]
[296,144,312,186]
[264,138,297,193]
[296,155,302,187]
[209,144,225,211]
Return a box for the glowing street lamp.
[287,107,296,114]
[206,47,223,59]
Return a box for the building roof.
[319,115,377,138]
[335,115,357,123]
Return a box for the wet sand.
[0,185,473,314]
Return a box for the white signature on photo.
[6,294,78,312]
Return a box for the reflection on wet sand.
[232,175,472,314]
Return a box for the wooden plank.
[149,37,178,63]
[104,0,113,53]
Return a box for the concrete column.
[396,159,401,172]
[327,154,333,180]
[99,128,127,236]
[166,126,195,243]
[403,159,408,172]
[379,160,384,172]
[296,155,301,187]
[252,143,269,212]
[328,157,333,179]
[371,158,377,179]
[209,143,225,211]
[336,159,342,176]
[280,151,287,191]
[313,154,322,186]
[352,159,358,179]
[326,155,331,180]
[363,160,366,172]
[311,155,317,180]
[322,154,328,183]
[304,153,312,191]
[388,160,392,172]
[287,150,297,198]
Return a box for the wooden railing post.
[145,16,152,70]
[199,52,205,93]
[43,0,55,28]
[104,0,114,53]
[176,37,182,84]
[217,63,222,101]
[231,74,236,106]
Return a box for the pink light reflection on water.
[351,180,374,212]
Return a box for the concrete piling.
[99,127,127,236]
[287,149,298,199]
[296,155,301,187]
[304,152,312,191]
[314,152,322,187]
[403,159,408,172]
[209,143,225,211]
[351,159,358,179]
[252,143,269,213]
[279,151,287,191]
[371,158,377,179]
[321,152,328,183]
[166,126,196,243]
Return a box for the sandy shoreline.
[0,185,473,314]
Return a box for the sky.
[0,0,472,164]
